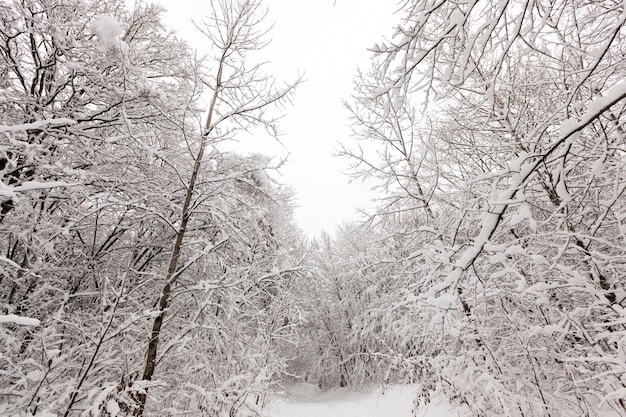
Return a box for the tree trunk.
[133,52,226,416]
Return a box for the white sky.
[154,0,398,237]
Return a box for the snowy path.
[263,383,463,417]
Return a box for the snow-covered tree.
[290,221,424,389]
[342,0,626,415]
[0,1,192,415]
[1,1,304,416]
[131,0,301,414]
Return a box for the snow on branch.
[0,256,22,270]
[559,81,626,140]
[0,181,79,198]
[0,118,77,133]
[91,15,127,52]
[0,314,40,326]
[427,81,626,297]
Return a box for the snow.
[588,81,626,115]
[91,15,125,51]
[0,255,22,269]
[530,254,549,265]
[0,180,77,198]
[263,383,464,417]
[489,253,507,264]
[14,180,75,192]
[559,81,626,140]
[426,294,455,309]
[107,399,121,416]
[0,314,40,326]
[449,9,466,29]
[0,118,76,133]
[508,194,532,226]
[591,158,604,176]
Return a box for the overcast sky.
[156,0,398,236]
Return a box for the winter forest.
[1,0,626,416]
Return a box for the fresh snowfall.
[1,0,626,416]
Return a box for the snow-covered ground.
[263,383,464,417]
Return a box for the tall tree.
[132,0,300,415]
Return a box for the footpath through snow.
[263,383,464,417]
